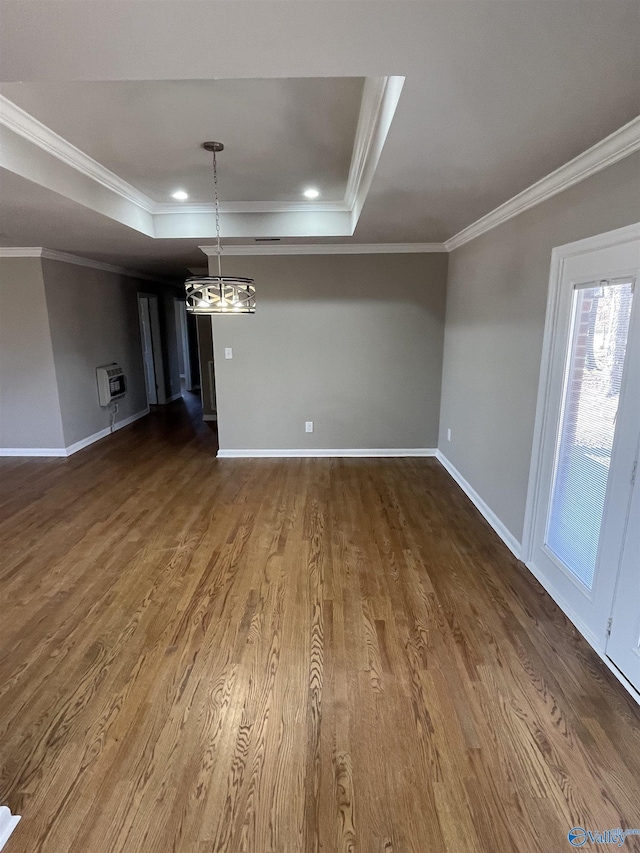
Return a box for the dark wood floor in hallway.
[1,400,639,853]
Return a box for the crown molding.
[0,77,400,227]
[153,77,402,221]
[0,247,43,258]
[445,115,640,252]
[154,199,350,215]
[198,242,445,256]
[0,94,155,213]
[344,76,388,211]
[348,76,404,230]
[0,246,177,284]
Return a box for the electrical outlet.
[224,347,233,360]
[447,428,451,442]
[305,421,314,433]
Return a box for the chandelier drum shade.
[185,276,256,314]
[184,142,256,315]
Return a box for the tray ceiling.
[0,1,638,278]
[0,78,364,204]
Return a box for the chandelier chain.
[183,141,255,314]
[212,149,223,279]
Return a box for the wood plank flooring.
[1,399,639,852]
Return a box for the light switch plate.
[224,347,233,360]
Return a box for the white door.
[174,299,192,392]
[525,226,640,655]
[147,296,167,405]
[606,433,640,693]
[138,296,157,405]
[138,294,167,406]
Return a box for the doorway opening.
[174,298,193,393]
[137,293,167,406]
[195,316,217,423]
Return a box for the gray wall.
[210,253,448,450]
[439,150,640,544]
[0,257,183,452]
[42,259,150,447]
[0,257,65,449]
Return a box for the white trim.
[538,221,640,262]
[0,408,150,458]
[350,76,405,229]
[519,223,640,707]
[0,806,21,852]
[166,392,183,403]
[2,95,637,250]
[64,428,112,456]
[217,448,437,458]
[435,450,523,560]
[198,242,445,257]
[0,447,67,457]
[445,117,640,251]
[0,247,43,258]
[345,76,392,212]
[525,557,640,706]
[154,199,350,215]
[0,247,176,285]
[65,407,150,456]
[0,94,154,212]
[436,449,639,706]
[0,77,402,225]
[522,222,640,563]
[40,248,167,283]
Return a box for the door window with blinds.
[545,278,634,589]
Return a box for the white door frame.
[607,430,640,691]
[137,293,167,406]
[522,222,640,703]
[174,298,192,392]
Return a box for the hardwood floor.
[1,399,639,853]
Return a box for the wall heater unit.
[96,363,127,406]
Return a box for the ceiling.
[0,78,364,203]
[0,1,638,280]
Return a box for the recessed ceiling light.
[172,190,189,200]
[303,188,320,199]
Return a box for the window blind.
[546,279,634,589]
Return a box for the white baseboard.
[216,448,438,458]
[0,408,150,458]
[65,408,150,456]
[435,452,639,706]
[166,392,183,403]
[64,428,112,456]
[0,447,67,457]
[203,414,218,422]
[0,806,20,851]
[435,450,522,560]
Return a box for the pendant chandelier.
[184,142,256,314]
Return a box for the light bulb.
[303,188,320,199]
